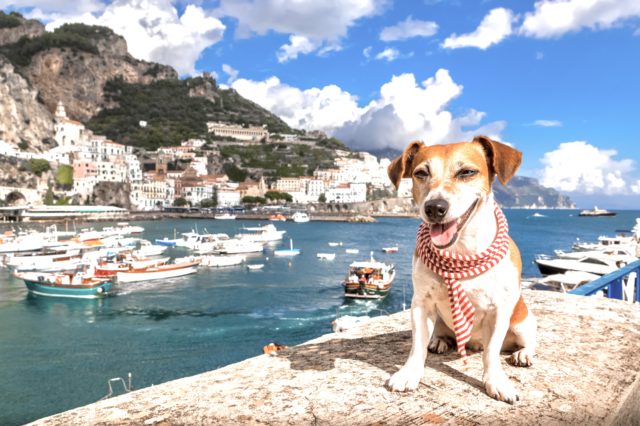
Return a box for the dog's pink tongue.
[430,221,458,247]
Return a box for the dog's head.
[388,136,521,249]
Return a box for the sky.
[4,0,640,208]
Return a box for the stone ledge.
[31,290,640,425]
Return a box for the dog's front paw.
[428,336,452,354]
[387,364,424,392]
[484,373,519,404]
[508,348,534,367]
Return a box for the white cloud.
[380,16,438,41]
[363,46,372,58]
[533,119,562,127]
[520,0,640,38]
[217,0,386,60]
[375,47,400,61]
[232,69,506,152]
[277,35,318,63]
[222,64,239,84]
[442,7,515,50]
[32,0,225,76]
[540,141,634,194]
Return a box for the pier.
[31,290,640,425]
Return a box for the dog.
[386,136,536,404]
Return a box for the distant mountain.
[494,176,574,208]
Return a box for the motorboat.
[382,246,399,253]
[214,213,236,220]
[199,254,245,267]
[274,239,301,257]
[578,206,616,217]
[291,212,310,223]
[15,270,112,299]
[328,242,343,247]
[343,252,395,299]
[215,238,264,255]
[246,264,264,270]
[535,253,635,276]
[269,214,287,221]
[345,248,359,254]
[95,256,170,278]
[116,260,200,283]
[537,271,601,293]
[132,239,168,257]
[317,253,336,260]
[192,234,231,255]
[572,234,636,252]
[235,224,286,243]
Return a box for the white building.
[130,179,175,211]
[182,184,214,206]
[325,183,367,203]
[217,188,242,207]
[207,122,269,142]
[53,101,87,148]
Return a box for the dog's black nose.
[424,199,449,221]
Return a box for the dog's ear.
[387,141,425,189]
[473,136,522,185]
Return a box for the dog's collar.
[416,202,510,360]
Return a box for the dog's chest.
[412,254,519,331]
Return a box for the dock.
[31,290,640,425]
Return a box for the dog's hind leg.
[428,316,455,354]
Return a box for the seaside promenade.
[33,290,640,425]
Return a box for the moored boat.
[317,253,336,260]
[214,213,236,220]
[291,212,310,223]
[116,260,200,283]
[15,271,112,299]
[578,206,616,217]
[382,246,399,253]
[236,224,286,243]
[199,254,245,267]
[343,253,395,299]
[274,239,301,257]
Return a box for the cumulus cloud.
[222,64,239,84]
[380,16,438,41]
[442,7,515,50]
[533,119,562,127]
[520,0,640,38]
[217,0,386,60]
[363,46,372,58]
[375,47,400,61]
[540,141,634,194]
[232,68,506,151]
[30,0,225,76]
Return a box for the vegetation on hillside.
[0,11,22,29]
[86,77,294,149]
[0,23,113,67]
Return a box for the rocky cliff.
[0,58,53,151]
[494,176,575,208]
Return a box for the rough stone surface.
[31,291,640,425]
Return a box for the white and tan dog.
[386,136,536,404]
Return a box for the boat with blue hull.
[15,272,113,299]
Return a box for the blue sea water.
[0,210,638,425]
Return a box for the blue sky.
[5,0,640,208]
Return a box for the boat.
[291,212,310,223]
[578,206,616,217]
[572,234,636,252]
[269,214,287,221]
[537,271,601,293]
[192,234,231,255]
[214,213,236,220]
[317,253,336,260]
[246,264,264,270]
[345,248,359,254]
[343,253,395,299]
[328,242,343,247]
[94,256,170,278]
[133,239,168,257]
[382,246,399,253]
[274,239,301,257]
[199,254,245,267]
[116,260,200,283]
[236,224,286,243]
[154,237,178,247]
[215,238,264,255]
[534,253,635,276]
[15,270,112,299]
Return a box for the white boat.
[317,253,336,260]
[578,206,616,217]
[192,234,231,255]
[291,212,310,223]
[214,213,236,220]
[274,239,301,257]
[200,254,245,267]
[345,248,359,254]
[246,264,264,270]
[328,242,343,247]
[215,238,264,255]
[343,253,395,299]
[382,246,399,253]
[132,239,168,257]
[535,253,635,276]
[572,234,636,252]
[538,271,601,293]
[5,249,81,268]
[236,224,286,243]
[116,260,199,283]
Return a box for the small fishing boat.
[291,212,310,223]
[246,264,264,270]
[133,239,168,257]
[382,246,399,253]
[328,242,343,247]
[215,238,264,255]
[116,260,200,283]
[154,237,178,247]
[269,214,287,222]
[274,239,301,257]
[236,224,286,243]
[200,254,245,267]
[214,213,236,220]
[343,252,395,299]
[15,270,112,299]
[317,253,336,260]
[345,248,359,254]
[94,256,170,278]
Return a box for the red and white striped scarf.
[416,202,510,361]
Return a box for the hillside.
[494,176,575,208]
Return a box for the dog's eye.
[413,169,429,180]
[456,169,478,179]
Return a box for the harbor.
[1,210,640,424]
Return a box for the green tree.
[265,191,293,202]
[43,186,55,205]
[173,197,188,207]
[200,198,217,208]
[55,164,74,190]
[27,159,50,176]
[223,163,248,182]
[242,196,266,204]
[318,193,326,203]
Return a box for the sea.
[0,209,638,425]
